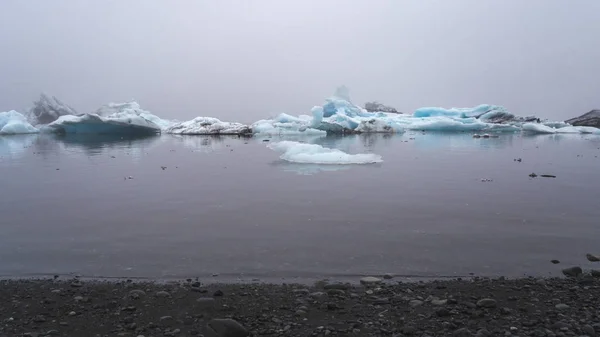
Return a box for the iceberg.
[45,113,161,135]
[165,117,252,135]
[413,105,506,119]
[253,87,406,135]
[522,123,600,134]
[267,140,383,164]
[28,94,78,125]
[94,102,175,130]
[43,102,165,135]
[252,113,326,136]
[0,111,39,135]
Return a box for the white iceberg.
[252,113,326,136]
[43,102,164,135]
[45,114,161,135]
[267,140,383,164]
[522,123,600,134]
[94,102,175,130]
[0,111,39,135]
[28,94,78,125]
[165,117,252,135]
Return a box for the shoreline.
[2,273,599,337]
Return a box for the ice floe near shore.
[267,141,383,164]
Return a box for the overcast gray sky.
[1,0,599,123]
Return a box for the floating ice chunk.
[94,102,175,130]
[252,113,326,136]
[165,117,252,135]
[28,94,78,125]
[403,117,519,132]
[522,123,560,134]
[45,113,161,135]
[0,111,39,134]
[267,141,382,164]
[522,123,600,134]
[413,105,506,119]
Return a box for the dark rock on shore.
[562,266,583,277]
[1,276,599,336]
[565,109,600,128]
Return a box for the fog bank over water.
[1,1,599,122]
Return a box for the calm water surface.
[1,132,599,282]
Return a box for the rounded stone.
[360,276,382,285]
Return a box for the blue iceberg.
[44,102,165,135]
[0,111,39,135]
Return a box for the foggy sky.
[1,0,599,123]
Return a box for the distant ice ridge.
[253,87,406,135]
[252,87,548,135]
[267,141,383,164]
[522,123,600,134]
[0,111,39,135]
[165,117,252,135]
[44,102,165,135]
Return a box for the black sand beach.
[1,271,599,337]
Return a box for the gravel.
[0,276,599,336]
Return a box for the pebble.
[551,259,561,264]
[323,283,349,290]
[454,328,473,337]
[156,291,171,298]
[196,297,216,306]
[213,289,224,297]
[562,266,583,277]
[409,300,424,307]
[326,289,345,296]
[436,308,451,317]
[431,299,448,306]
[383,273,394,280]
[586,253,600,262]
[129,289,147,298]
[582,325,595,337]
[160,316,174,324]
[359,276,382,285]
[207,318,248,337]
[477,298,497,308]
[555,303,570,310]
[293,289,309,295]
